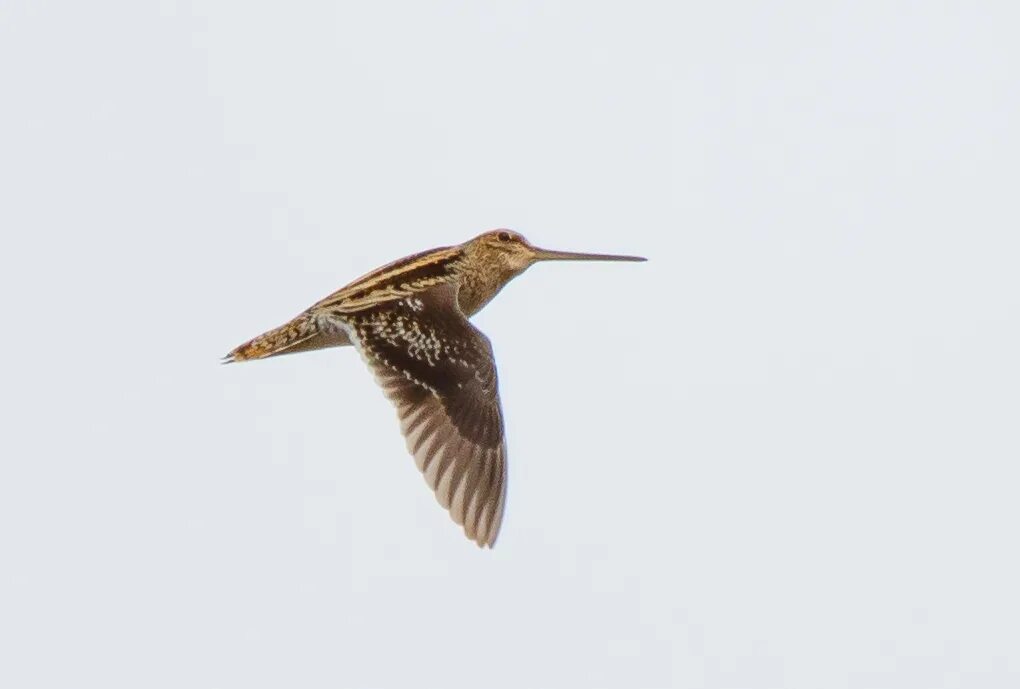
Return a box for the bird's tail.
[224,313,344,363]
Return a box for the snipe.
[225,230,645,547]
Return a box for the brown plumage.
[225,229,645,547]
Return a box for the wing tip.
[471,531,498,549]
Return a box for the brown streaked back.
[310,245,464,314]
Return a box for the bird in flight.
[225,230,645,547]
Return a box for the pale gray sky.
[1,2,1018,688]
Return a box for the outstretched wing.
[339,282,507,547]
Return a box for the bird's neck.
[457,265,518,317]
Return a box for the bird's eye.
[497,231,512,242]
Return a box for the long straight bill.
[532,248,647,262]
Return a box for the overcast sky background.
[1,2,1018,688]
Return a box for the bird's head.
[464,229,646,278]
